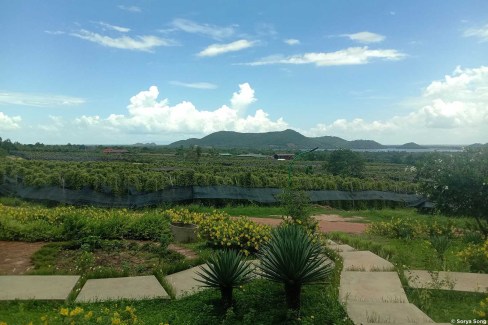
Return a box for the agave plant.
[195,249,254,309]
[258,224,333,310]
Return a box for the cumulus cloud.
[73,83,287,136]
[464,24,488,42]
[243,46,405,66]
[0,92,85,107]
[170,81,218,90]
[198,40,256,57]
[170,18,235,40]
[305,66,488,143]
[71,29,175,52]
[284,39,300,45]
[0,112,21,130]
[342,31,386,43]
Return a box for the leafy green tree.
[419,149,488,238]
[258,224,333,310]
[327,149,365,178]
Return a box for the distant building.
[103,148,129,154]
[237,153,270,158]
[273,153,294,160]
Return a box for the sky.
[1,1,488,145]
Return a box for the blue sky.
[1,1,487,145]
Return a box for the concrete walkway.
[328,239,446,324]
[406,270,488,293]
[0,275,79,300]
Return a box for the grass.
[405,288,485,322]
[28,240,207,278]
[0,280,352,325]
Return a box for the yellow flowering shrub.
[165,208,204,225]
[366,217,456,240]
[15,304,142,325]
[196,210,271,255]
[458,239,488,273]
[474,296,488,319]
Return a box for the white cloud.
[230,83,256,112]
[198,40,256,57]
[38,115,64,132]
[117,5,141,13]
[284,39,300,45]
[170,19,234,40]
[243,46,405,66]
[305,66,488,143]
[44,30,65,35]
[342,31,386,43]
[73,83,287,136]
[97,22,131,33]
[0,112,21,130]
[464,24,488,42]
[71,30,175,52]
[0,92,85,107]
[170,81,218,90]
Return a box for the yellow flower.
[0,322,7,325]
[60,307,69,316]
[85,311,94,320]
[111,317,121,325]
[70,306,84,316]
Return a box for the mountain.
[397,142,425,149]
[169,129,385,149]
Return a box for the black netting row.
[0,182,431,208]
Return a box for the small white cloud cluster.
[0,112,21,130]
[464,24,488,42]
[198,40,256,57]
[245,46,404,66]
[343,31,386,43]
[75,83,287,136]
[305,66,488,143]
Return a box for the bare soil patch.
[0,241,46,275]
[247,214,368,234]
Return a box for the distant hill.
[397,142,425,149]
[169,129,385,149]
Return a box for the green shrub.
[258,224,333,310]
[196,249,254,309]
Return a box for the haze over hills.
[168,129,427,150]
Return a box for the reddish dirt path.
[0,241,46,275]
[248,214,368,234]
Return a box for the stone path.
[76,275,169,302]
[328,239,446,324]
[0,275,79,300]
[165,265,207,299]
[406,270,488,293]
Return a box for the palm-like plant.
[195,249,254,309]
[258,224,333,310]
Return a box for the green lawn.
[0,279,352,325]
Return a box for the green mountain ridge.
[169,129,391,149]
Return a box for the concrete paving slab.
[75,276,168,302]
[340,271,407,303]
[340,251,394,271]
[0,275,79,300]
[329,244,356,252]
[346,302,434,324]
[165,265,208,299]
[406,270,488,293]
